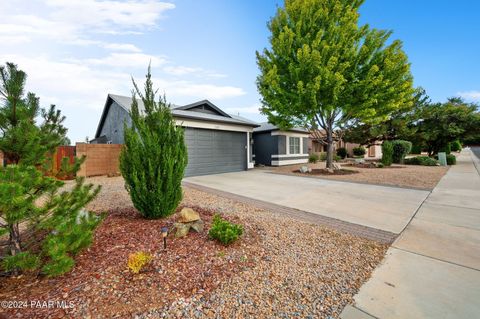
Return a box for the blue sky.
[1,0,479,142]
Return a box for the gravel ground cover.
[1,176,388,318]
[272,161,448,190]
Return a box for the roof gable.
[174,100,231,118]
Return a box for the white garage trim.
[271,158,309,166]
[176,118,254,133]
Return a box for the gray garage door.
[184,128,247,177]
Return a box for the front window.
[289,137,300,154]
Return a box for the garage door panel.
[184,127,247,177]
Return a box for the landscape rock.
[173,222,191,238]
[299,166,309,173]
[332,163,342,170]
[178,207,200,223]
[189,220,204,233]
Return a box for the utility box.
[438,152,447,166]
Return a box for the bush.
[376,162,384,168]
[120,67,188,219]
[127,251,153,274]
[208,215,243,245]
[392,140,412,164]
[336,147,348,159]
[353,146,366,157]
[446,154,456,165]
[308,153,319,163]
[451,140,462,152]
[439,143,451,155]
[404,156,438,166]
[410,144,423,154]
[381,141,394,166]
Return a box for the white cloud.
[224,104,262,115]
[153,78,246,100]
[85,52,167,68]
[458,90,480,102]
[163,65,227,78]
[101,43,142,52]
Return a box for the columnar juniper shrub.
[404,156,438,166]
[208,215,243,245]
[439,143,451,155]
[336,147,348,159]
[353,146,366,157]
[392,140,412,164]
[381,141,394,166]
[120,66,188,219]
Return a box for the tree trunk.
[326,126,334,170]
[8,223,21,275]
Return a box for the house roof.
[95,94,259,138]
[253,122,309,134]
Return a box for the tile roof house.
[92,94,259,176]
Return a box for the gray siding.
[302,137,309,154]
[252,132,278,166]
[278,135,286,155]
[99,101,131,144]
[184,128,246,177]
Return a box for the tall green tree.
[408,97,480,155]
[120,66,188,219]
[0,62,101,276]
[343,88,430,146]
[256,0,414,168]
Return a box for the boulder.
[299,166,309,173]
[189,220,204,233]
[332,163,342,170]
[173,222,191,238]
[177,207,200,223]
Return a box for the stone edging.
[183,181,397,244]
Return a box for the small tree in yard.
[0,62,101,276]
[120,67,188,219]
[256,0,414,170]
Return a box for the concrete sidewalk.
[341,148,480,319]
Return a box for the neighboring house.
[252,123,310,166]
[93,94,259,177]
[309,133,382,159]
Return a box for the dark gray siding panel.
[278,135,286,155]
[252,132,277,166]
[302,137,309,154]
[184,128,246,177]
[99,101,131,144]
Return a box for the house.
[252,123,310,166]
[309,133,382,159]
[93,94,259,177]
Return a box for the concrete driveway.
[185,169,429,234]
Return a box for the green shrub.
[319,152,327,161]
[308,153,319,163]
[404,156,438,166]
[353,146,366,157]
[209,215,243,245]
[439,143,451,155]
[446,154,456,165]
[410,144,423,154]
[376,162,384,168]
[392,140,412,164]
[336,147,348,159]
[450,140,462,152]
[381,141,394,166]
[120,67,188,219]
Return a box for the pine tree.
[120,66,188,219]
[0,62,101,276]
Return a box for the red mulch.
[294,168,359,175]
[0,206,261,318]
